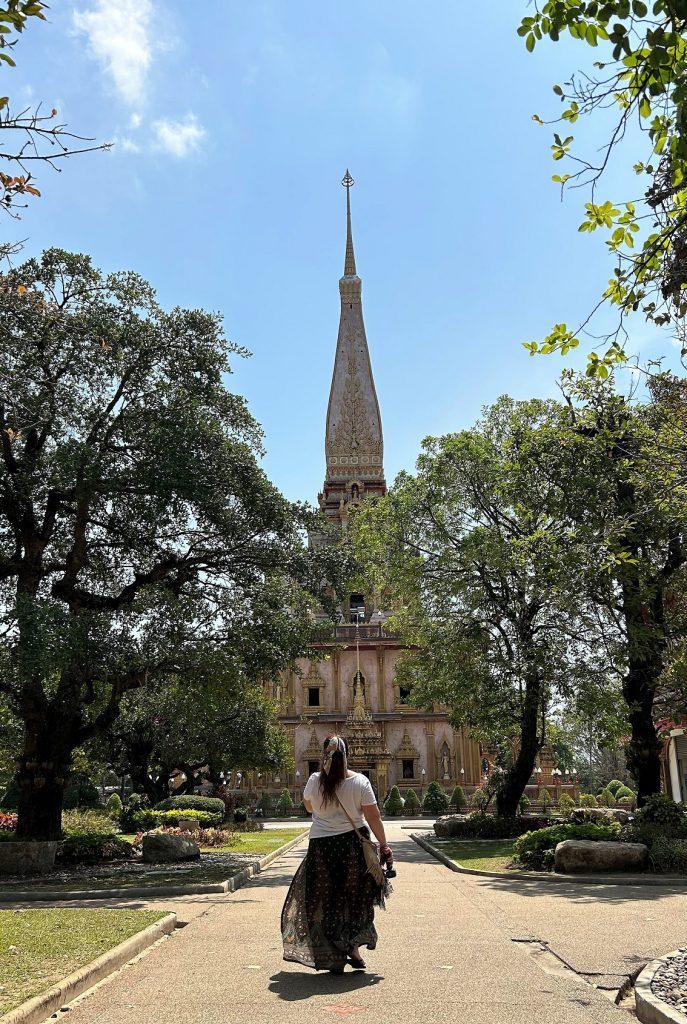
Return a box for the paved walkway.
[34,825,687,1024]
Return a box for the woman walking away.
[281,735,393,974]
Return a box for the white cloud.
[73,0,153,108]
[152,115,206,159]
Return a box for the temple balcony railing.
[330,624,399,642]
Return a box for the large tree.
[353,397,611,816]
[520,1,687,372]
[0,249,324,840]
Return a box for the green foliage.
[130,810,160,831]
[158,809,222,828]
[606,779,626,797]
[59,809,132,863]
[120,794,146,833]
[519,1,687,368]
[537,787,553,811]
[63,774,100,810]
[470,788,489,810]
[618,795,635,809]
[422,781,450,816]
[519,793,531,812]
[579,793,599,808]
[276,789,294,817]
[649,836,687,874]
[438,813,549,840]
[403,788,421,810]
[105,793,123,820]
[258,792,273,816]
[514,822,621,870]
[557,793,575,816]
[614,785,635,801]
[635,793,687,829]
[154,795,225,815]
[598,788,616,807]
[0,250,330,840]
[383,786,404,816]
[449,785,466,809]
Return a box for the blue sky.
[6,1,680,503]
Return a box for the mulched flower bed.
[651,948,687,1015]
[0,851,258,888]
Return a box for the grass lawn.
[0,908,165,1015]
[205,828,307,855]
[434,839,517,872]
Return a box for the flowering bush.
[0,812,17,832]
[131,825,241,851]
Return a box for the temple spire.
[342,169,357,277]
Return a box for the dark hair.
[318,735,349,807]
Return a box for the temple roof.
[324,172,384,484]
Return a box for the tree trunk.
[496,669,541,817]
[15,747,69,841]
[623,659,662,806]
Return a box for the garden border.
[0,911,176,1024]
[635,950,687,1024]
[411,832,687,888]
[0,830,308,902]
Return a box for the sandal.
[347,953,366,970]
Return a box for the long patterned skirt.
[281,827,388,971]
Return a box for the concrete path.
[37,823,687,1024]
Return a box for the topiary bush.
[422,781,450,816]
[449,785,467,810]
[513,821,621,870]
[258,792,273,817]
[579,793,598,808]
[557,793,575,816]
[519,793,531,814]
[606,779,626,797]
[155,795,226,815]
[157,809,222,827]
[383,786,404,816]
[276,789,294,817]
[470,787,488,810]
[537,788,552,812]
[403,788,421,812]
[618,795,635,809]
[106,793,123,821]
[598,788,615,807]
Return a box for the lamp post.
[421,767,426,801]
[296,769,301,804]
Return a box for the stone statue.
[442,750,450,779]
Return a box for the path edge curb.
[635,950,687,1024]
[0,830,309,903]
[410,832,687,888]
[0,912,176,1024]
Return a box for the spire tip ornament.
[342,169,357,277]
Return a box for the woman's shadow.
[269,970,383,1002]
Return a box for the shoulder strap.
[334,789,368,843]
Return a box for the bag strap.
[334,790,373,845]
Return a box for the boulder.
[570,807,634,826]
[142,832,200,863]
[434,815,469,838]
[554,839,648,874]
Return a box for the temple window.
[350,593,365,622]
[402,759,414,779]
[399,686,411,705]
[308,760,319,776]
[308,687,321,707]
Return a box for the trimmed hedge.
[384,786,404,816]
[579,793,598,808]
[154,795,225,815]
[435,813,553,840]
[403,788,421,811]
[449,785,467,810]
[513,821,621,870]
[131,808,222,831]
[422,782,449,816]
[276,789,294,817]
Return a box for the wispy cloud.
[73,0,153,108]
[152,115,206,159]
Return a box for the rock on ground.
[554,839,648,874]
[142,832,200,863]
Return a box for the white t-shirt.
[303,771,377,839]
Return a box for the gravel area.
[0,851,258,888]
[652,948,687,1015]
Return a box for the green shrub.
[59,809,132,863]
[649,836,687,874]
[470,788,488,810]
[383,786,404,816]
[579,793,598,808]
[537,787,552,811]
[606,779,626,797]
[63,773,100,809]
[557,793,575,816]
[598,788,615,807]
[158,809,222,827]
[519,794,531,813]
[513,821,621,870]
[614,785,635,800]
[449,785,467,810]
[106,793,123,820]
[403,788,421,811]
[636,793,687,828]
[130,809,159,831]
[258,792,273,816]
[120,793,147,832]
[422,781,449,816]
[276,789,294,817]
[154,795,225,815]
[618,795,635,809]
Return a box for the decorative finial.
[342,169,357,277]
